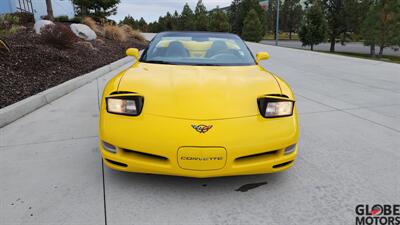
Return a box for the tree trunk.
[311,44,314,51]
[289,31,292,40]
[330,36,336,52]
[45,0,54,21]
[378,45,384,58]
[82,5,87,16]
[370,44,375,57]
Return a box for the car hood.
[117,63,281,120]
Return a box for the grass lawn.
[319,51,400,64]
[263,32,299,41]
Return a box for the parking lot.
[1,34,399,225]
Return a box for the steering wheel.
[210,49,242,60]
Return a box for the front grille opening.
[235,150,279,163]
[273,160,293,169]
[105,159,128,167]
[122,148,169,163]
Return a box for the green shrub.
[12,12,34,23]
[0,14,20,26]
[55,15,70,22]
[69,16,82,23]
[0,14,20,36]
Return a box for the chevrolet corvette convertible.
[99,32,299,178]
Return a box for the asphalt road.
[1,33,399,225]
[261,40,400,57]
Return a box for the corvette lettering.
[181,156,223,161]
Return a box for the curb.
[0,56,134,128]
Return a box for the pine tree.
[194,0,209,31]
[73,0,120,19]
[209,7,230,32]
[228,0,241,34]
[172,10,180,30]
[179,3,195,31]
[121,15,138,29]
[299,3,327,50]
[242,9,264,42]
[138,17,147,32]
[230,0,266,36]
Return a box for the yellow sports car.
[99,32,299,178]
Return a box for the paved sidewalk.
[0,34,399,225]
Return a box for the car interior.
[151,39,244,59]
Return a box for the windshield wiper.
[191,63,221,66]
[143,60,222,66]
[143,60,175,65]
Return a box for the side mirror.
[126,48,139,59]
[256,52,270,62]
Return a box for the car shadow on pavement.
[103,166,289,193]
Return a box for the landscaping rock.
[34,20,54,34]
[70,24,97,41]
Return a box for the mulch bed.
[0,24,147,108]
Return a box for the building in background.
[259,0,269,10]
[0,0,75,21]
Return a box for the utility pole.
[275,0,279,46]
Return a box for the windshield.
[140,32,256,66]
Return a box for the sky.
[108,0,233,23]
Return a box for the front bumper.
[99,112,299,178]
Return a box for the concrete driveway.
[1,33,399,225]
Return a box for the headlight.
[258,97,294,118]
[106,96,144,116]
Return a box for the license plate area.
[177,147,227,171]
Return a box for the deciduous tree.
[281,0,303,39]
[361,0,400,57]
[320,0,359,52]
[265,0,282,39]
